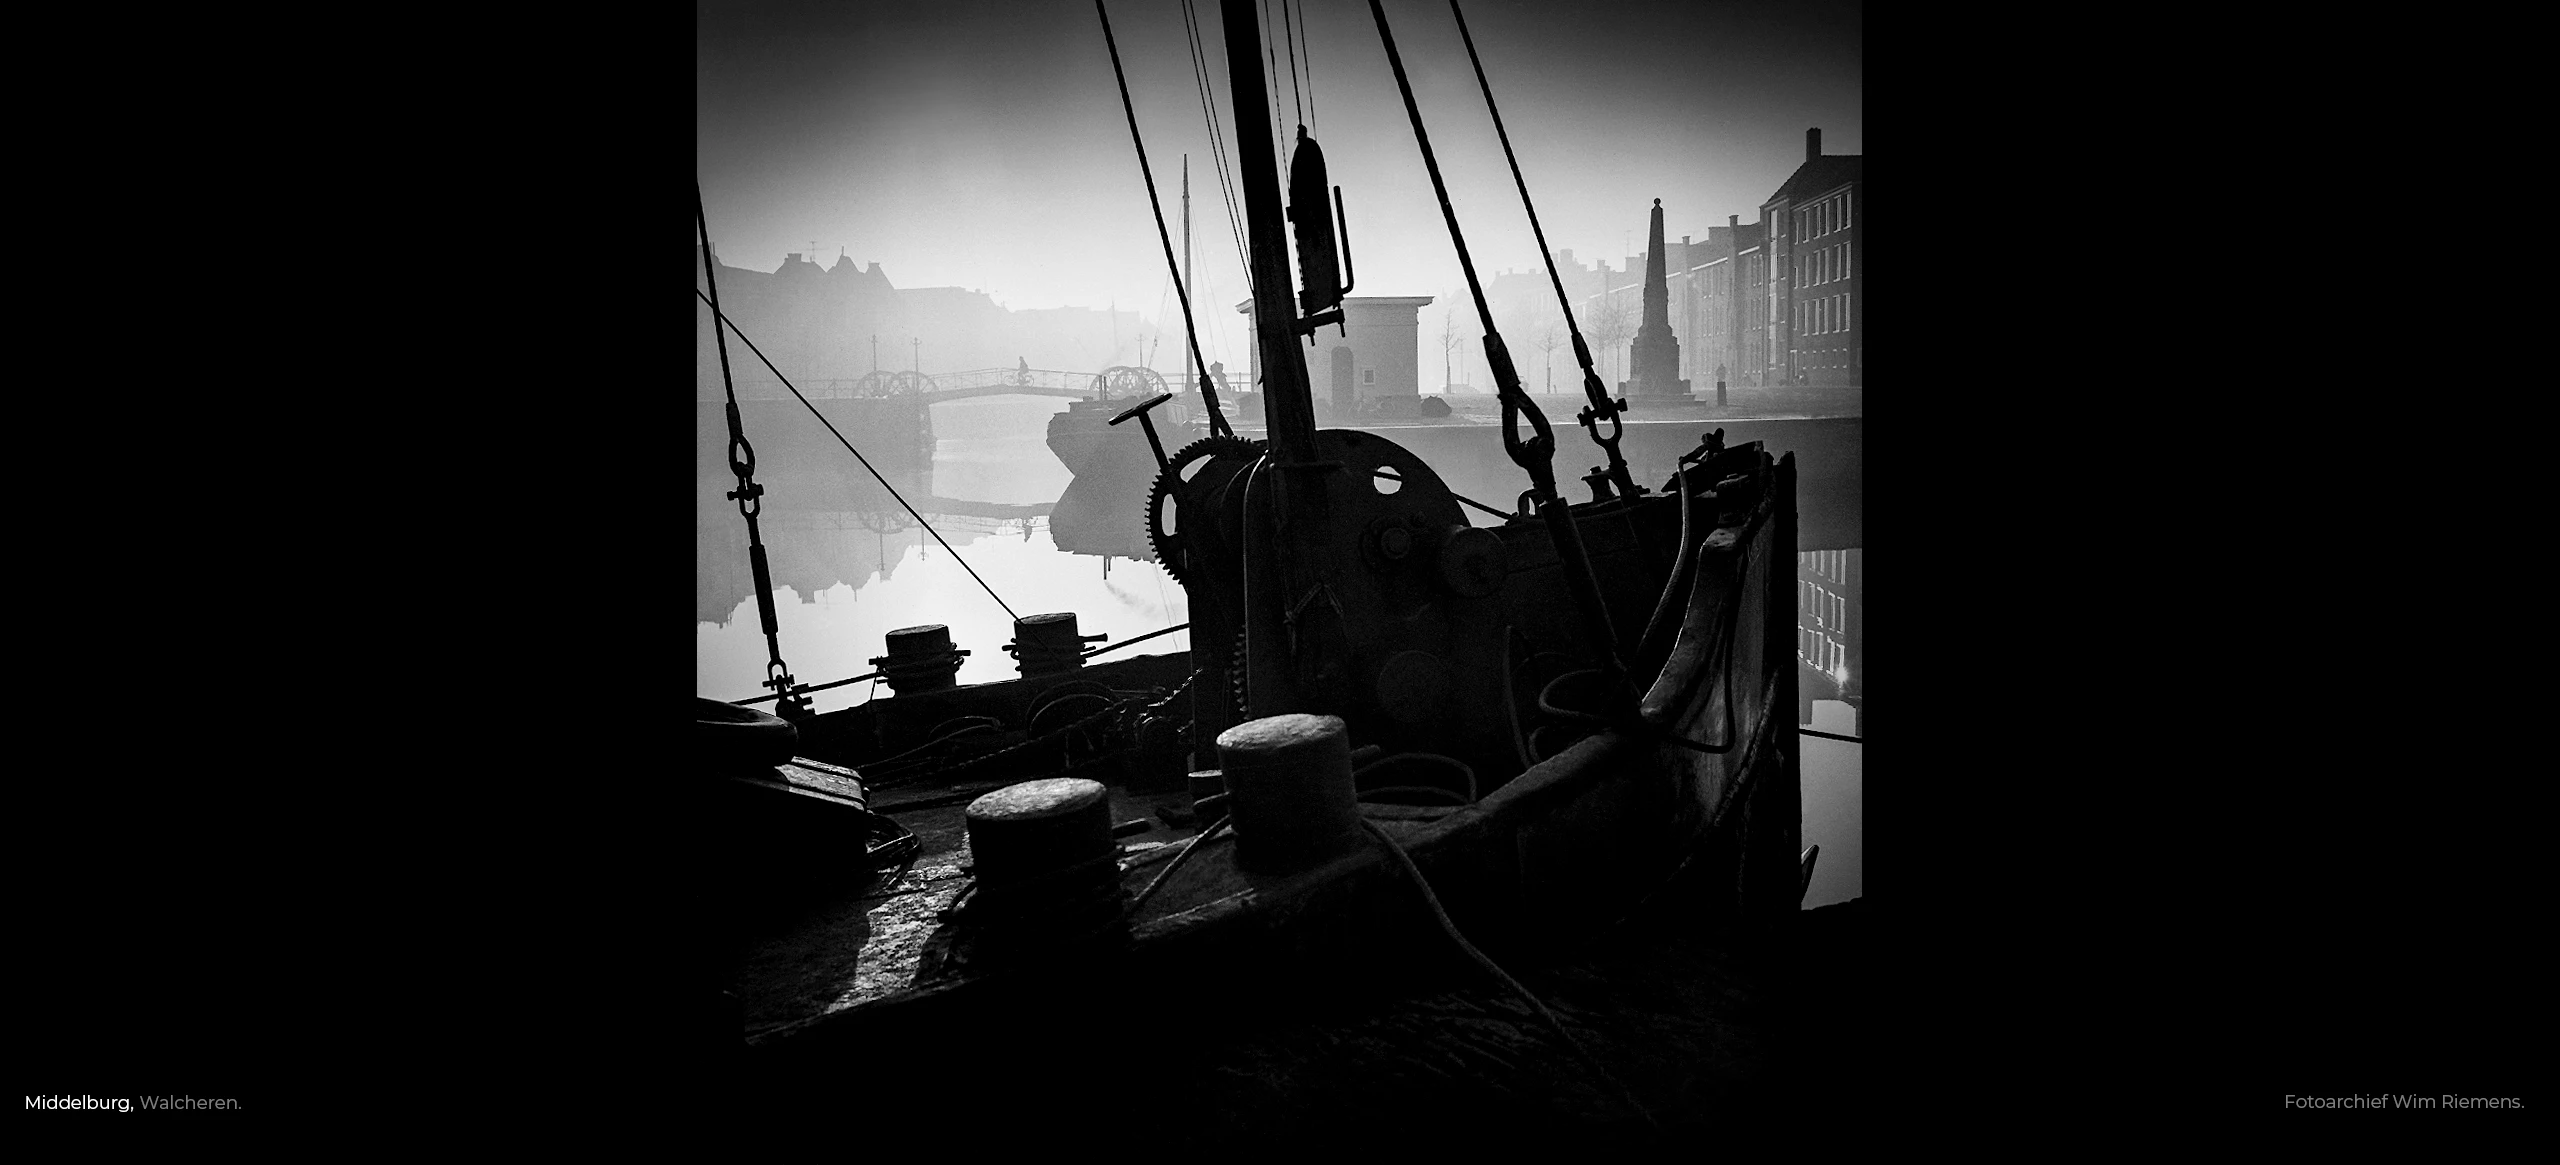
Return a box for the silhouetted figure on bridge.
[1015,356,1031,386]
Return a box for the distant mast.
[1182,154,1193,379]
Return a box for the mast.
[1182,155,1193,379]
[1217,0,1333,721]
[1220,0,1315,467]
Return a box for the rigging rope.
[1361,819,1662,1131]
[1281,0,1303,128]
[1366,0,1634,708]
[696,183,809,719]
[1094,0,1235,439]
[693,289,1022,625]
[1295,0,1314,133]
[1260,0,1283,172]
[1449,0,1637,500]
[1181,0,1255,288]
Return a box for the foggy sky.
[698,0,1860,373]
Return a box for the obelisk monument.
[1622,198,1692,400]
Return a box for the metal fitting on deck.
[1432,525,1507,599]
[1583,465,1618,504]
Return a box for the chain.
[697,184,808,720]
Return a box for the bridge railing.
[700,366,1190,403]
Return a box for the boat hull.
[737,451,1798,1062]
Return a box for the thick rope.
[1295,0,1314,133]
[1281,0,1303,128]
[697,185,804,712]
[1082,621,1191,660]
[1128,814,1231,915]
[1261,0,1283,169]
[1094,1,1234,439]
[1180,0,1255,288]
[1361,819,1661,1131]
[1449,0,1634,491]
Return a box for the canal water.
[697,395,1860,907]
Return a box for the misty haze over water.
[696,395,1859,907]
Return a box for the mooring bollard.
[872,624,969,695]
[963,777,1113,888]
[1214,714,1362,875]
[1005,612,1106,678]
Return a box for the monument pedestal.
[1623,198,1693,401]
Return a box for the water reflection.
[1796,548,1861,723]
[1800,699,1861,909]
[698,396,1186,710]
[697,396,1856,904]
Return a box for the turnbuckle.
[765,663,814,723]
[1574,368,1640,500]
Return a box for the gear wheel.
[1230,636,1252,719]
[1145,434,1263,586]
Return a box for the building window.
[1362,369,1376,385]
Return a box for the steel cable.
[695,290,1021,625]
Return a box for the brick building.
[1762,128,1861,388]
[1679,214,1770,393]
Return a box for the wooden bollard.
[1214,714,1362,874]
[963,777,1112,887]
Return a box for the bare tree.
[1439,309,1459,391]
[1535,317,1564,394]
[1587,295,1632,387]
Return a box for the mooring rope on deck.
[1082,621,1190,661]
[1359,818,1661,1131]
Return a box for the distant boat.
[697,0,1803,1097]
[1044,366,1195,475]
